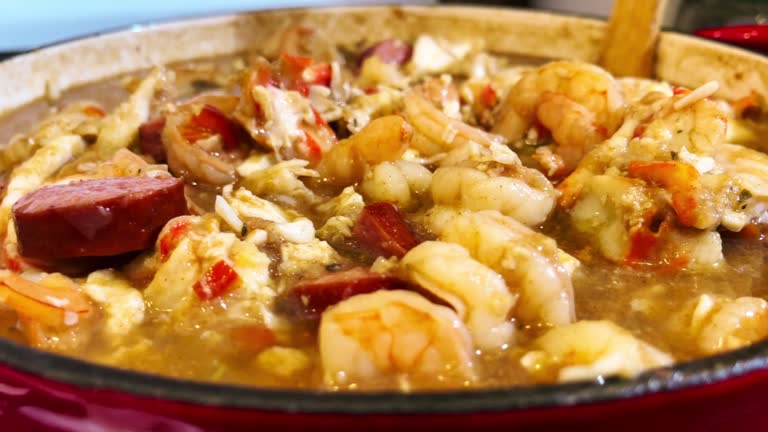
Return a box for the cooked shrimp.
[162,107,237,186]
[493,60,625,174]
[618,77,673,105]
[713,143,768,231]
[315,115,412,186]
[430,159,556,227]
[400,241,516,350]
[434,210,576,327]
[319,290,476,387]
[689,294,768,354]
[558,82,742,268]
[522,320,673,382]
[417,76,461,119]
[360,160,432,210]
[235,64,337,163]
[630,85,726,157]
[403,90,505,156]
[536,92,608,172]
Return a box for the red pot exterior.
[1,362,766,432]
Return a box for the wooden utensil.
[598,0,669,77]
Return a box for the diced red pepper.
[312,107,330,129]
[593,122,609,138]
[673,86,690,96]
[254,63,278,88]
[274,267,409,321]
[627,226,659,263]
[82,105,106,118]
[275,53,333,96]
[158,218,192,261]
[352,202,420,259]
[479,83,497,108]
[303,130,323,162]
[193,259,239,301]
[627,161,700,227]
[732,94,759,118]
[6,256,22,273]
[305,63,332,87]
[299,108,336,164]
[178,104,239,149]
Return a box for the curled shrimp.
[493,60,625,174]
[400,241,517,350]
[618,77,673,105]
[558,82,740,268]
[536,92,610,172]
[319,290,476,387]
[433,141,558,227]
[162,105,237,186]
[360,160,432,210]
[315,115,412,186]
[688,294,768,354]
[630,85,726,157]
[433,209,577,327]
[521,320,673,382]
[430,164,556,227]
[403,90,505,156]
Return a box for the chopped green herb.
[670,151,678,160]
[241,224,248,237]
[739,189,753,204]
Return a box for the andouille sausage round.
[12,176,188,260]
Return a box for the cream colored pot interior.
[1,5,768,116]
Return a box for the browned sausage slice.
[274,267,410,322]
[359,40,413,66]
[13,176,188,260]
[139,116,167,163]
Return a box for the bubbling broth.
[1,30,768,391]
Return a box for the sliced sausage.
[359,39,413,66]
[139,116,167,163]
[274,267,410,322]
[352,202,421,259]
[13,176,188,260]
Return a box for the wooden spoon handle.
[598,0,668,77]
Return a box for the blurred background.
[1,0,767,53]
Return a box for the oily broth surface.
[0,55,767,390]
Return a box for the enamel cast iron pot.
[2,6,768,432]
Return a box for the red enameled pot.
[2,5,768,431]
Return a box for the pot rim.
[2,4,768,415]
[2,332,768,413]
